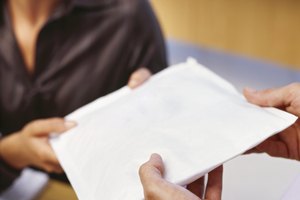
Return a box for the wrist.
[0,133,25,169]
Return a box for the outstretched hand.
[139,154,223,200]
[0,118,76,172]
[244,84,300,160]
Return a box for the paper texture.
[51,58,297,200]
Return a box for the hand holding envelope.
[50,59,297,200]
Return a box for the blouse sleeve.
[0,134,21,193]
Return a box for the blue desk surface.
[167,39,300,91]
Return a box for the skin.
[0,0,153,173]
[139,154,223,200]
[139,83,300,200]
[0,118,76,173]
[7,0,61,72]
[244,84,300,160]
[0,68,151,173]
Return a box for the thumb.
[243,86,289,108]
[128,68,152,89]
[24,118,77,137]
[139,153,165,186]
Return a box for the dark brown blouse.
[0,0,167,191]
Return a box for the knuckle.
[288,83,300,90]
[286,83,300,99]
[286,84,298,102]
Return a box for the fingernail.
[150,154,157,159]
[64,121,77,129]
[245,87,256,93]
[150,153,161,160]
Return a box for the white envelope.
[51,58,297,200]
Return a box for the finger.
[140,154,201,200]
[139,154,166,200]
[50,164,64,173]
[245,135,280,155]
[41,162,64,173]
[33,142,63,172]
[187,177,205,198]
[205,166,223,200]
[244,148,259,154]
[44,161,64,173]
[139,153,164,185]
[278,126,300,160]
[244,86,290,107]
[24,118,77,136]
[44,148,60,165]
[128,68,152,89]
[256,140,289,158]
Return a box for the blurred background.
[152,0,300,69]
[2,1,300,200]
